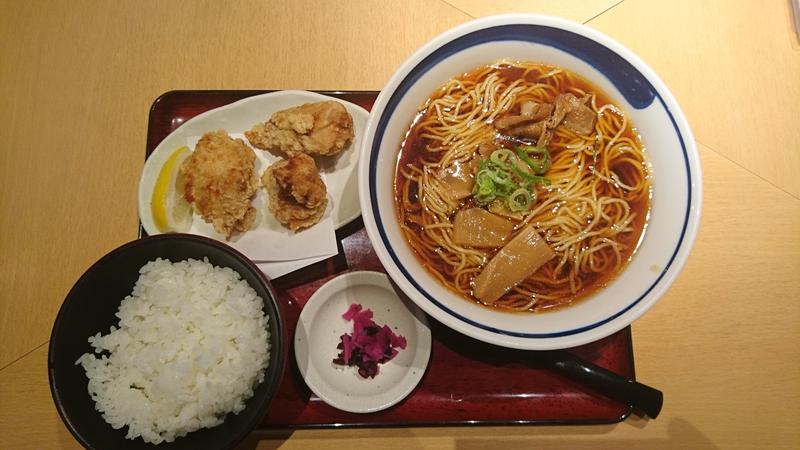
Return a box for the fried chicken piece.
[263,154,328,231]
[180,131,259,239]
[245,101,354,157]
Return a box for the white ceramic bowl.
[294,271,431,413]
[357,14,702,350]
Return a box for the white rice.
[76,258,270,444]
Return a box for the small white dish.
[138,90,367,261]
[294,271,431,413]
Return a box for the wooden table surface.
[1,1,798,448]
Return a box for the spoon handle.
[544,350,663,419]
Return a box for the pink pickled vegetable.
[333,303,407,378]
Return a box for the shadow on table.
[234,418,717,450]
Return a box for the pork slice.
[437,159,478,201]
[452,208,515,248]
[520,101,538,117]
[477,142,497,157]
[494,114,533,131]
[536,129,551,148]
[495,103,554,132]
[520,101,553,121]
[562,102,597,135]
[472,224,555,304]
[547,93,582,128]
[506,121,546,139]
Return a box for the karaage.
[262,153,328,231]
[180,131,259,239]
[245,101,354,157]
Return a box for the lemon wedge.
[151,146,192,233]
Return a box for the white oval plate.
[294,271,431,413]
[138,90,368,237]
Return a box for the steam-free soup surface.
[395,61,651,312]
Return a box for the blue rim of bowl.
[368,24,693,339]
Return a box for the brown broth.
[394,63,651,313]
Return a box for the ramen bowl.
[358,14,702,350]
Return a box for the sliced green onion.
[507,188,533,211]
[473,169,496,204]
[486,167,512,186]
[489,149,515,170]
[516,146,551,175]
[528,174,551,186]
[512,164,537,183]
[470,147,552,212]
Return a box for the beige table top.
[1,0,798,448]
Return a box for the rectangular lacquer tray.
[144,90,635,428]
